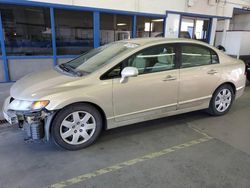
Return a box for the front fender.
[44,82,113,119]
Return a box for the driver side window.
[127,44,176,75]
[103,44,176,79]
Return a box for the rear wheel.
[208,84,234,116]
[52,103,103,150]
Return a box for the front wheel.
[208,84,234,116]
[51,103,103,150]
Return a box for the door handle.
[207,69,218,75]
[162,75,177,81]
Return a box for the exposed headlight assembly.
[9,99,50,111]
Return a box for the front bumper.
[2,97,18,125]
[2,96,54,142]
[3,110,18,125]
[235,86,245,100]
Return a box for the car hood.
[10,68,80,100]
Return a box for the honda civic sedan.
[2,38,246,150]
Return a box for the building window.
[54,9,93,55]
[100,13,132,45]
[180,16,210,42]
[136,16,164,38]
[0,5,52,56]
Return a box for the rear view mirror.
[217,45,226,52]
[120,67,139,83]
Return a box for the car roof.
[122,37,211,47]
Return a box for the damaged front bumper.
[2,96,55,142]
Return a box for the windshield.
[61,42,139,75]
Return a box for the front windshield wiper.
[59,64,70,72]
[58,64,83,77]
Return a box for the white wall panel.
[165,14,180,38]
[27,0,250,17]
[231,14,250,30]
[138,0,186,14]
[210,18,217,45]
[239,32,250,56]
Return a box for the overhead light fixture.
[117,23,127,26]
[152,19,164,22]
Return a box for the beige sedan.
[2,38,246,150]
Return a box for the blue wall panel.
[93,12,100,48]
[0,12,10,82]
[50,8,57,66]
[132,15,137,38]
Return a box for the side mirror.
[120,67,139,83]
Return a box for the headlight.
[9,99,50,111]
[32,101,50,110]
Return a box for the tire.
[51,103,103,150]
[208,84,235,116]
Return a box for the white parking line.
[48,135,213,188]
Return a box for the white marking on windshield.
[124,43,139,48]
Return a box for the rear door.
[178,43,222,109]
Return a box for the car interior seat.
[131,55,147,74]
[151,52,174,72]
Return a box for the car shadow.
[100,110,209,142]
[25,109,209,152]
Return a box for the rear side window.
[181,44,219,68]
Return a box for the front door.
[111,44,179,121]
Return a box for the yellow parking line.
[48,136,213,188]
[187,123,213,138]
